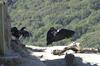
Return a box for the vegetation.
[8,0,100,47]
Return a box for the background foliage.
[8,0,100,48]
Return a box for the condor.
[47,27,75,45]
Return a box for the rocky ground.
[9,39,100,66]
[25,45,100,66]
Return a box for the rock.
[65,53,75,66]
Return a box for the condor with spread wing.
[47,27,75,45]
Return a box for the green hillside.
[8,0,100,48]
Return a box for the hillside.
[8,0,100,48]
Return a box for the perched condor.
[11,27,32,39]
[11,27,21,39]
[47,27,75,45]
[20,27,32,38]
